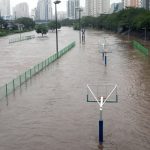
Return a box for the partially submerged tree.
[35,24,48,36]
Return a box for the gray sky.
[10,0,121,13]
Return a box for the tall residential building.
[67,0,80,19]
[0,0,10,17]
[130,0,139,7]
[122,0,141,8]
[110,2,123,13]
[142,0,150,10]
[31,8,37,20]
[36,0,52,21]
[85,0,110,17]
[57,11,67,20]
[13,2,29,19]
[103,0,111,13]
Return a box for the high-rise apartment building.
[130,0,139,7]
[110,2,123,13]
[0,0,10,17]
[31,8,37,20]
[142,0,150,10]
[122,0,141,8]
[67,0,80,19]
[13,2,29,19]
[36,0,52,21]
[85,0,110,17]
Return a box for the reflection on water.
[0,27,150,150]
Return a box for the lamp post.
[54,0,61,59]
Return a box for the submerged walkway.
[0,28,150,150]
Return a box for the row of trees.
[0,17,35,30]
[0,17,35,36]
[59,8,150,33]
[0,17,61,37]
[35,21,61,36]
[1,7,149,36]
[81,8,150,32]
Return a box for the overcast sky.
[10,0,121,12]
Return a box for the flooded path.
[0,27,150,150]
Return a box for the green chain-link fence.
[9,35,35,43]
[132,40,149,56]
[0,41,75,100]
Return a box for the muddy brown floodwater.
[0,27,150,150]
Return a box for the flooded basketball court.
[0,27,150,150]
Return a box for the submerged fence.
[0,41,75,100]
[132,40,149,56]
[9,35,35,43]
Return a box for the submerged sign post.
[86,84,118,144]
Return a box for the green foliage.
[35,24,48,36]
[48,21,61,30]
[60,19,75,26]
[73,22,80,30]
[0,17,7,29]
[0,30,8,36]
[80,8,150,32]
[81,16,97,28]
[15,17,35,29]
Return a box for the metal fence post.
[30,69,32,78]
[6,84,8,96]
[20,75,21,86]
[13,79,15,91]
[25,72,27,81]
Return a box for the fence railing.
[0,41,75,100]
[132,40,149,56]
[9,35,35,43]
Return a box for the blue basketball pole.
[99,120,103,144]
[99,109,103,144]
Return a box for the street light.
[54,0,61,59]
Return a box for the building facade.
[57,11,67,20]
[142,0,150,10]
[110,2,123,13]
[85,0,110,17]
[13,2,29,19]
[36,0,52,21]
[122,0,142,8]
[0,0,10,18]
[31,8,37,20]
[67,0,80,19]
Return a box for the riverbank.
[102,28,150,50]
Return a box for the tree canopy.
[35,24,48,36]
[48,21,61,31]
[15,17,35,29]
[0,17,7,29]
[80,8,150,32]
[60,8,150,32]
